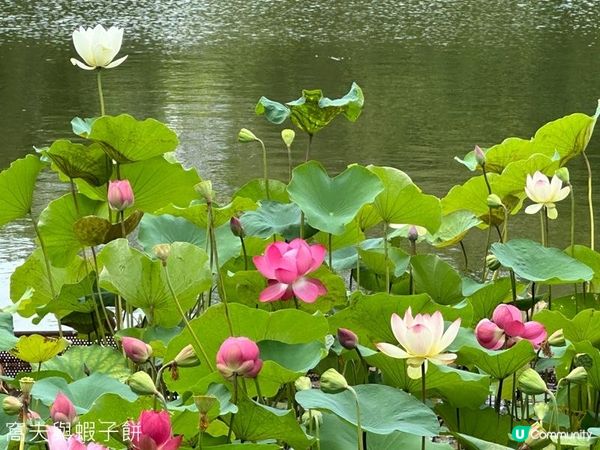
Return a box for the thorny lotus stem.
[305,133,314,162]
[347,386,364,450]
[257,138,270,200]
[383,222,390,293]
[163,264,214,372]
[582,152,595,250]
[227,374,239,443]
[97,69,105,116]
[421,363,427,450]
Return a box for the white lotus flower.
[70,25,128,70]
[524,171,570,219]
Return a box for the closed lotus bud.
[337,328,358,350]
[407,225,419,243]
[2,396,23,415]
[19,377,35,397]
[320,369,349,394]
[174,344,200,368]
[121,336,153,364]
[107,179,135,211]
[128,371,159,396]
[474,145,486,166]
[153,244,172,264]
[230,217,244,238]
[50,392,77,424]
[565,366,587,384]
[238,128,259,143]
[294,376,312,391]
[518,368,548,395]
[195,181,214,203]
[281,129,295,147]
[301,410,323,426]
[555,167,570,184]
[487,194,504,209]
[486,254,501,271]
[193,395,218,414]
[547,329,565,346]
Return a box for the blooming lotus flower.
[253,239,327,303]
[47,426,108,450]
[127,410,182,450]
[121,336,152,364]
[70,25,128,70]
[376,308,461,379]
[475,304,547,350]
[107,179,134,211]
[216,337,263,379]
[524,171,570,219]
[50,392,77,425]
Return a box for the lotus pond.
[2,23,600,450]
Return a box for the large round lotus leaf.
[87,114,179,163]
[10,334,69,364]
[296,384,439,437]
[42,345,130,381]
[411,255,463,305]
[458,339,536,380]
[45,139,111,186]
[427,210,481,248]
[0,154,43,228]
[491,239,594,284]
[367,166,441,233]
[287,161,383,235]
[240,200,317,240]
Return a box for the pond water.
[1,0,599,329]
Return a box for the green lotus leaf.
[491,239,594,284]
[256,82,364,135]
[296,384,440,436]
[535,308,600,346]
[11,334,69,364]
[458,339,536,380]
[437,404,512,447]
[233,178,290,203]
[87,114,179,163]
[427,210,481,248]
[367,165,441,233]
[565,244,600,293]
[45,139,111,186]
[240,200,317,240]
[411,254,464,305]
[0,154,44,228]
[42,345,130,381]
[287,161,384,235]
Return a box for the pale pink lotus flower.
[46,426,108,450]
[107,179,135,211]
[475,304,547,350]
[216,337,263,379]
[253,238,327,303]
[376,308,461,379]
[70,25,128,70]
[127,410,182,450]
[121,336,153,364]
[524,171,570,219]
[50,392,77,425]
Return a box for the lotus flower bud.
[547,329,565,346]
[128,371,159,396]
[337,328,358,350]
[19,377,34,397]
[238,128,259,143]
[301,410,323,426]
[2,396,22,415]
[565,366,587,384]
[153,244,172,264]
[216,337,263,379]
[407,226,419,243]
[320,369,349,394]
[230,217,244,238]
[486,254,501,271]
[294,376,312,391]
[555,167,570,184]
[195,181,214,203]
[486,194,504,209]
[281,129,295,147]
[107,179,135,211]
[474,145,486,166]
[518,368,548,395]
[174,344,200,368]
[121,336,153,364]
[50,392,77,424]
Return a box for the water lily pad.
[45,139,111,186]
[0,154,44,228]
[11,334,69,364]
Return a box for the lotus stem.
[96,69,105,116]
[582,152,595,250]
[495,377,504,413]
[347,386,364,450]
[421,363,427,450]
[257,138,270,200]
[383,222,390,293]
[305,133,314,162]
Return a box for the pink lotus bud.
[107,179,134,211]
[337,328,358,350]
[230,216,244,238]
[475,319,505,350]
[474,145,486,166]
[121,336,153,364]
[50,392,77,425]
[216,337,263,379]
[127,410,182,450]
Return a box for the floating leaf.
[45,139,111,186]
[11,334,69,364]
[0,154,43,228]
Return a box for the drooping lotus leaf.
[491,239,594,284]
[458,339,536,380]
[11,334,69,364]
[410,255,464,305]
[367,166,442,233]
[71,116,96,138]
[41,345,130,381]
[287,161,384,235]
[73,211,143,246]
[240,200,317,240]
[87,114,179,163]
[534,308,600,346]
[565,244,600,293]
[296,384,440,436]
[426,210,481,248]
[0,154,44,228]
[45,139,111,186]
[256,82,364,135]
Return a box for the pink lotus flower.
[50,392,77,424]
[376,308,461,379]
[46,425,108,450]
[107,179,134,211]
[216,337,263,379]
[475,304,547,350]
[253,239,327,303]
[127,410,182,450]
[121,336,153,364]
